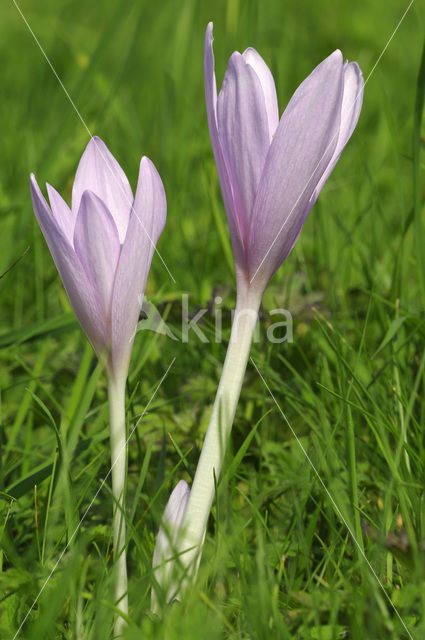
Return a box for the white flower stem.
[107,375,128,636]
[179,287,261,577]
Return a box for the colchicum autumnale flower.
[162,22,364,603]
[30,136,166,378]
[204,22,364,296]
[31,136,166,633]
[151,480,190,614]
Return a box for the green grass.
[1,0,425,637]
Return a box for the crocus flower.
[166,23,364,601]
[30,136,166,379]
[204,22,363,296]
[31,136,166,632]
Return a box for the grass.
[1,0,425,637]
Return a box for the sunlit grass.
[1,0,425,638]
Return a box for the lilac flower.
[30,136,166,630]
[166,25,364,601]
[204,22,364,295]
[30,136,166,378]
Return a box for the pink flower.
[31,137,166,377]
[204,22,364,296]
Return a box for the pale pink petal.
[30,174,107,353]
[111,156,166,375]
[153,480,191,571]
[72,136,133,243]
[243,47,279,140]
[204,23,246,270]
[217,52,271,240]
[46,183,76,246]
[249,50,345,286]
[309,61,364,205]
[73,191,120,324]
[152,480,190,613]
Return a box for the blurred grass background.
[1,0,425,638]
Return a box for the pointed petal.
[204,23,218,133]
[249,50,345,285]
[217,51,271,237]
[309,61,364,205]
[30,174,107,353]
[243,47,279,140]
[204,23,245,269]
[72,136,133,243]
[152,480,190,614]
[73,190,120,324]
[111,156,166,375]
[152,480,190,570]
[46,183,76,246]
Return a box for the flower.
[204,22,364,296]
[30,136,166,378]
[165,25,365,595]
[152,480,190,614]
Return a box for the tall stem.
[179,287,261,576]
[107,375,128,636]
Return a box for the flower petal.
[73,190,120,325]
[46,183,76,246]
[72,136,133,243]
[152,480,190,571]
[110,156,166,376]
[30,174,107,353]
[204,23,245,270]
[242,47,279,140]
[248,50,345,285]
[309,61,364,205]
[217,51,271,240]
[151,480,190,614]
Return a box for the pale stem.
[178,287,261,577]
[107,375,128,636]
